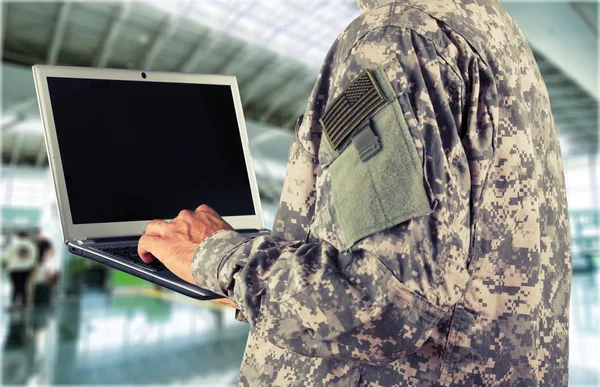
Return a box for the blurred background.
[0,1,598,385]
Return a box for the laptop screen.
[46,77,255,225]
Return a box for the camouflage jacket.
[192,0,571,385]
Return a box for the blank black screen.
[47,77,255,224]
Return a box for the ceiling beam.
[556,120,598,134]
[178,29,213,73]
[556,132,597,145]
[1,98,37,132]
[548,86,594,100]
[555,123,597,138]
[95,1,132,68]
[236,53,278,91]
[251,129,289,147]
[563,149,597,158]
[47,3,73,64]
[542,73,573,86]
[10,130,26,165]
[562,135,597,146]
[557,116,599,126]
[240,58,287,103]
[260,72,313,121]
[224,3,324,110]
[218,43,260,75]
[550,98,596,110]
[558,135,597,147]
[219,3,296,77]
[140,0,194,70]
[246,64,304,107]
[552,107,598,121]
[179,2,255,73]
[1,116,26,132]
[284,112,303,129]
[504,2,598,99]
[5,97,37,116]
[207,40,248,74]
[2,2,8,54]
[2,49,45,66]
[535,58,555,73]
[35,140,48,167]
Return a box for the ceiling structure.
[1,1,356,127]
[503,1,598,157]
[1,1,598,188]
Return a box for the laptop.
[32,65,269,300]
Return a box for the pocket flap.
[327,66,433,250]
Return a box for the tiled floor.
[2,287,249,385]
[568,271,600,386]
[1,272,599,385]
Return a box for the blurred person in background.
[137,0,571,385]
[33,228,54,266]
[3,231,38,311]
[31,228,58,306]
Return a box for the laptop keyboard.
[99,245,165,271]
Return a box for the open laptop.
[32,65,269,300]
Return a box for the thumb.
[137,234,160,263]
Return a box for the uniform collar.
[356,0,395,14]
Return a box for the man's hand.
[211,298,239,309]
[138,204,232,286]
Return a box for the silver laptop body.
[33,65,268,300]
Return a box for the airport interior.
[1,1,598,385]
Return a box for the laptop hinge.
[76,239,93,246]
[237,228,259,233]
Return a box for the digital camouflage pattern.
[191,0,571,385]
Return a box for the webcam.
[141,72,147,79]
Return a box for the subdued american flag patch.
[319,69,387,150]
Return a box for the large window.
[564,155,599,211]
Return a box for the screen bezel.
[33,65,265,242]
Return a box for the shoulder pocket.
[319,65,433,250]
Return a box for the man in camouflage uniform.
[139,0,571,385]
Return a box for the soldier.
[138,0,571,385]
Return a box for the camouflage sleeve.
[192,26,472,365]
